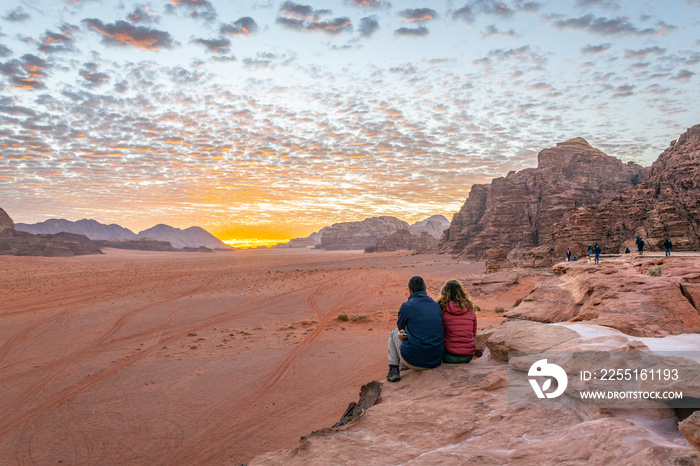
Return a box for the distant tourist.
[588,244,593,257]
[572,257,578,261]
[437,280,476,364]
[636,236,645,255]
[566,248,572,262]
[594,243,601,264]
[625,247,630,254]
[387,276,444,382]
[663,238,673,257]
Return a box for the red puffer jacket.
[442,301,477,356]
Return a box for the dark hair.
[408,276,425,293]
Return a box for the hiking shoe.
[386,365,400,382]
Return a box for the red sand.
[0,248,521,464]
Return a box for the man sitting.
[387,276,444,382]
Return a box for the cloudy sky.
[1,0,699,246]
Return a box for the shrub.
[337,314,349,321]
[351,314,367,321]
[495,307,506,313]
[649,267,662,277]
[473,305,481,312]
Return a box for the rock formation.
[319,216,410,250]
[0,208,100,256]
[136,224,229,249]
[365,229,437,253]
[504,256,700,337]
[275,228,329,248]
[409,215,450,239]
[438,137,646,262]
[553,124,700,257]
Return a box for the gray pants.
[387,328,430,370]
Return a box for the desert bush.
[351,314,367,321]
[473,305,481,312]
[649,267,662,276]
[337,314,349,321]
[495,307,506,313]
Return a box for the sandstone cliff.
[438,138,646,261]
[319,216,410,250]
[365,229,437,253]
[0,209,100,257]
[553,125,700,257]
[409,215,450,239]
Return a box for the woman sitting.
[437,279,477,363]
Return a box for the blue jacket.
[397,290,444,368]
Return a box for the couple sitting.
[387,276,477,382]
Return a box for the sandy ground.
[0,248,529,465]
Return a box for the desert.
[0,247,520,464]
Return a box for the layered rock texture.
[505,256,700,337]
[0,208,100,257]
[553,124,700,257]
[365,230,437,253]
[438,137,646,262]
[319,216,410,250]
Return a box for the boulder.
[679,411,700,451]
[484,320,580,362]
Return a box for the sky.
[1,0,699,247]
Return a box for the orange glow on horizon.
[223,238,290,249]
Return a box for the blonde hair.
[437,279,474,314]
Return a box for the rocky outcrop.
[409,215,450,239]
[680,411,700,451]
[275,228,329,249]
[366,229,437,253]
[0,209,100,256]
[136,224,229,249]
[504,256,700,337]
[319,216,410,250]
[0,208,15,232]
[438,137,646,263]
[553,125,700,257]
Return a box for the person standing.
[638,237,645,255]
[387,276,444,382]
[588,244,593,258]
[663,238,673,257]
[594,243,601,264]
[566,248,572,262]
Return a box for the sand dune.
[0,248,524,464]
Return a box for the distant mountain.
[409,215,450,239]
[15,218,230,250]
[16,218,136,240]
[274,227,330,248]
[136,224,229,250]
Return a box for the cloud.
[610,83,634,97]
[276,3,352,35]
[345,0,391,8]
[79,62,110,87]
[394,26,429,37]
[453,0,537,22]
[39,24,79,54]
[671,69,694,82]
[127,6,160,24]
[0,54,51,90]
[83,19,174,50]
[399,8,438,22]
[482,25,519,37]
[359,16,379,37]
[220,17,258,37]
[3,7,31,22]
[191,37,231,54]
[624,46,665,59]
[473,45,547,67]
[242,51,295,70]
[575,0,621,10]
[166,0,217,22]
[550,14,667,36]
[581,43,611,54]
[0,44,11,58]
